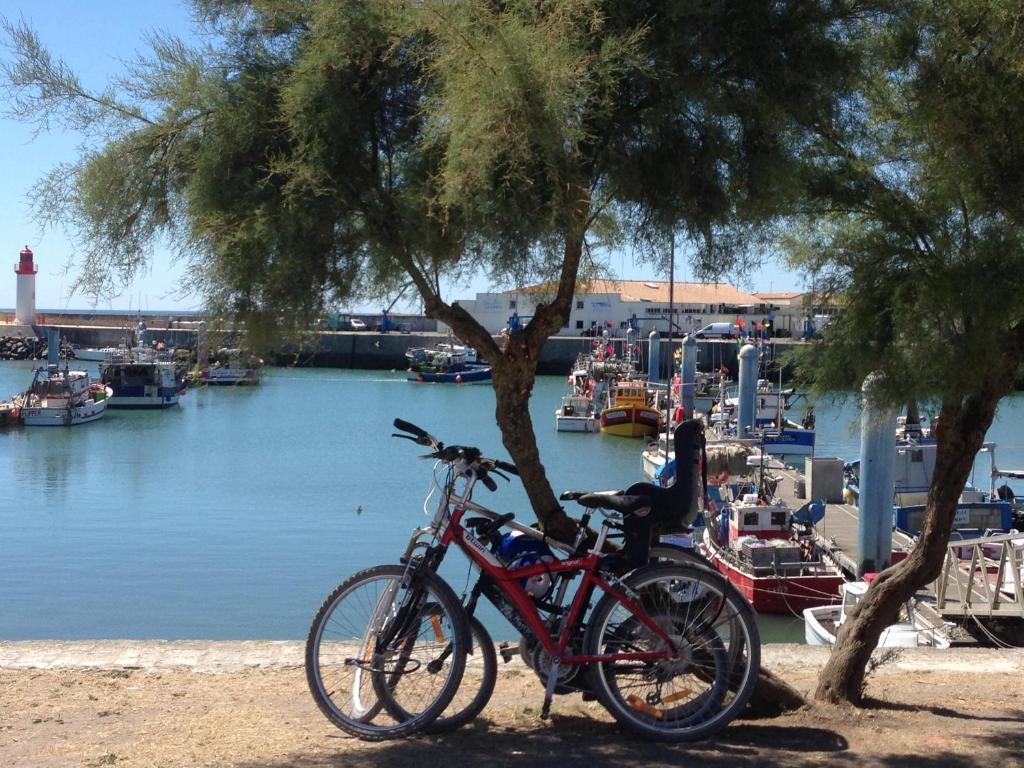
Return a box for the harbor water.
[3,360,1024,642]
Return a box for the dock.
[765,463,1024,636]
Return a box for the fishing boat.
[844,440,1016,533]
[701,494,848,614]
[21,365,111,426]
[405,344,491,384]
[804,577,951,648]
[100,346,183,408]
[554,359,604,432]
[599,378,662,438]
[555,394,599,432]
[710,379,815,459]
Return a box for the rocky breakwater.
[0,335,74,361]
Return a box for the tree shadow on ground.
[236,706,1024,768]
[237,713,854,768]
[863,697,1024,724]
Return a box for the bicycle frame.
[408,461,678,666]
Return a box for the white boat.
[21,365,111,426]
[73,346,123,362]
[100,346,183,408]
[555,394,598,432]
[200,365,261,385]
[804,579,951,648]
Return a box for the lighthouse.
[15,245,37,325]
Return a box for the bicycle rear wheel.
[584,562,760,742]
[306,564,470,740]
[423,615,497,733]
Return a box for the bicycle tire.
[306,564,470,740]
[648,543,711,568]
[425,615,497,733]
[649,543,753,691]
[584,562,760,742]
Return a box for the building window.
[509,300,517,309]
[576,320,584,329]
[576,300,584,309]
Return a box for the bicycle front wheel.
[306,564,470,740]
[584,562,760,742]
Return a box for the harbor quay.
[0,316,776,375]
[1,641,1021,768]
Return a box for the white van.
[693,322,738,339]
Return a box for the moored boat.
[21,365,111,426]
[200,365,261,385]
[405,344,491,384]
[701,494,848,614]
[100,346,183,408]
[72,346,123,362]
[599,378,661,438]
[555,393,598,432]
[804,577,951,648]
[198,349,263,386]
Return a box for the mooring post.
[681,335,697,418]
[737,344,758,438]
[46,327,60,367]
[647,330,660,382]
[857,372,898,575]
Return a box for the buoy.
[417,374,424,382]
[455,373,463,383]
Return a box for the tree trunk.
[399,195,589,538]
[814,385,1002,704]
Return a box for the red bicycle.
[306,419,760,741]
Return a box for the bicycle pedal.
[498,642,518,664]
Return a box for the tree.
[787,0,1024,704]
[3,0,864,541]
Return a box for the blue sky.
[0,1,804,314]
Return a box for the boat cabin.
[727,498,793,544]
[609,379,649,407]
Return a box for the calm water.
[3,361,1024,642]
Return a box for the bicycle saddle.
[575,492,651,515]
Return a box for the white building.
[452,280,786,337]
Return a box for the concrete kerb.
[1,641,1020,675]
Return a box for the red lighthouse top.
[16,245,37,275]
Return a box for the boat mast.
[665,235,674,438]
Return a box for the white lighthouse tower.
[15,245,37,325]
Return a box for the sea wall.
[0,321,799,377]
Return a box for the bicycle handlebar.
[392,417,518,490]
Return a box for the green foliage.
[2,1,868,330]
[787,0,1024,406]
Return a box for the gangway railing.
[934,532,1024,618]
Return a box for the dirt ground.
[2,662,1023,768]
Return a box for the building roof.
[753,291,803,303]
[580,279,763,306]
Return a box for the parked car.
[693,322,738,339]
[350,318,367,331]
